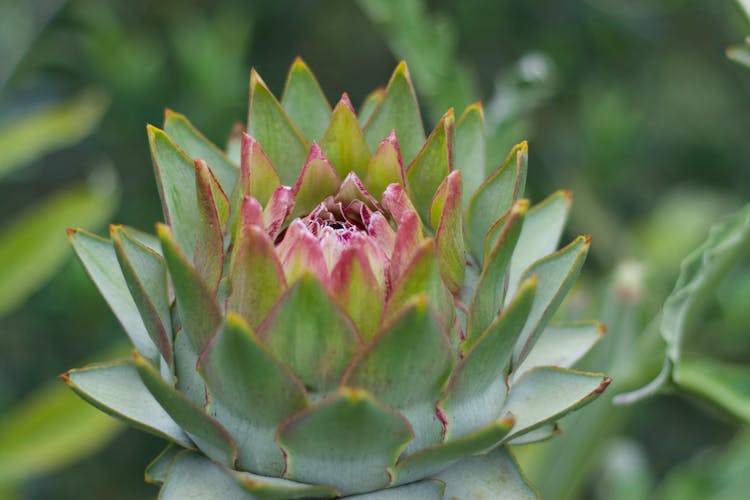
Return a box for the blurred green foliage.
[1,0,750,499]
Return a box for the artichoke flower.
[65,59,610,499]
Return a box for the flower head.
[65,59,609,498]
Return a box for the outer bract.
[65,59,610,499]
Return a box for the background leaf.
[0,179,119,317]
[0,91,109,179]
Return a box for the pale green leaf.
[276,388,413,495]
[68,228,158,360]
[247,70,309,186]
[357,89,384,127]
[149,126,199,258]
[342,298,453,454]
[502,367,609,439]
[506,190,571,301]
[436,446,538,499]
[163,110,239,194]
[389,417,513,486]
[198,314,308,476]
[133,355,237,467]
[281,57,332,142]
[145,444,180,485]
[507,422,559,445]
[64,359,192,448]
[440,280,535,440]
[512,321,605,383]
[364,62,425,165]
[160,451,339,500]
[347,480,445,499]
[455,103,486,210]
[159,451,255,500]
[513,236,590,366]
[465,142,527,263]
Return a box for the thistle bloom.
[65,59,610,499]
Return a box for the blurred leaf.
[0,486,18,500]
[616,202,750,408]
[0,178,119,317]
[595,439,654,500]
[727,41,750,69]
[636,188,736,280]
[728,2,750,67]
[0,91,109,178]
[674,358,750,422]
[0,0,66,89]
[359,0,554,165]
[0,374,123,488]
[484,53,556,165]
[660,203,750,363]
[169,8,252,107]
[739,0,750,21]
[76,4,163,96]
[655,430,750,500]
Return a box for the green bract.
[65,59,610,498]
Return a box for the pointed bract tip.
[499,413,516,428]
[241,132,258,147]
[387,61,415,90]
[249,68,267,90]
[562,189,573,201]
[511,141,528,160]
[597,322,608,336]
[410,294,429,313]
[337,93,355,113]
[441,108,456,127]
[379,130,403,158]
[108,224,124,238]
[522,274,540,289]
[155,222,171,239]
[291,55,308,69]
[132,350,145,362]
[305,141,326,161]
[394,60,410,76]
[596,377,613,394]
[513,198,530,215]
[66,227,79,238]
[468,101,484,113]
[163,109,187,124]
[226,310,249,330]
[459,101,485,123]
[341,386,369,402]
[194,158,209,171]
[368,87,386,99]
[583,234,592,246]
[146,123,159,139]
[59,371,72,384]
